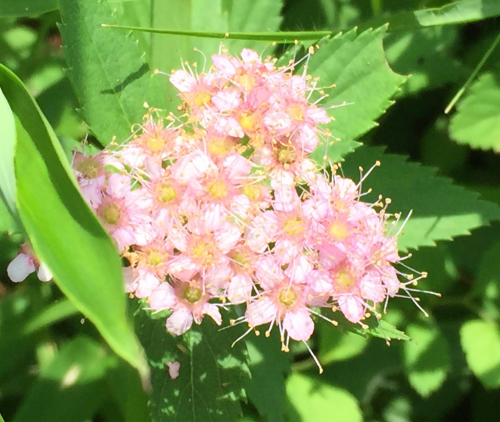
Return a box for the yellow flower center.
[183,285,202,303]
[240,113,257,132]
[103,204,121,225]
[242,184,261,200]
[208,137,234,156]
[287,104,304,121]
[337,270,356,289]
[194,91,211,106]
[157,183,177,203]
[148,250,163,266]
[277,145,296,164]
[328,220,349,241]
[192,237,216,267]
[208,179,228,199]
[279,288,298,308]
[76,157,99,178]
[283,215,305,237]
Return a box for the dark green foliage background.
[1,1,500,421]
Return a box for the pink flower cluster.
[7,48,425,364]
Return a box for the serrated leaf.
[403,318,450,397]
[460,319,500,388]
[135,308,250,422]
[0,63,147,376]
[0,0,58,17]
[304,27,406,163]
[58,0,167,146]
[355,319,412,342]
[285,373,362,422]
[450,71,500,152]
[244,331,290,422]
[13,336,114,422]
[341,145,500,250]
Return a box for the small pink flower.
[7,243,52,282]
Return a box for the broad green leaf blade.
[460,319,500,388]
[244,332,290,422]
[403,319,450,397]
[58,0,167,146]
[358,0,500,33]
[13,336,114,422]
[450,71,500,151]
[135,308,250,422]
[0,0,58,17]
[0,63,147,375]
[305,27,407,163]
[0,86,18,219]
[285,373,362,422]
[341,146,500,250]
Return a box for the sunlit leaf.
[286,373,362,422]
[460,319,500,388]
[385,26,464,95]
[403,318,450,397]
[450,71,500,152]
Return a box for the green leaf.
[285,373,363,422]
[318,323,368,364]
[23,299,79,335]
[0,0,58,17]
[450,71,500,152]
[0,63,147,376]
[460,319,500,388]
[13,336,115,422]
[58,0,167,146]
[471,241,500,320]
[135,308,250,422]
[106,359,150,422]
[0,85,18,219]
[403,318,450,397]
[384,26,464,95]
[305,27,407,163]
[354,318,412,342]
[358,0,500,33]
[341,145,500,250]
[244,331,290,422]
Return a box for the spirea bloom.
[7,47,431,373]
